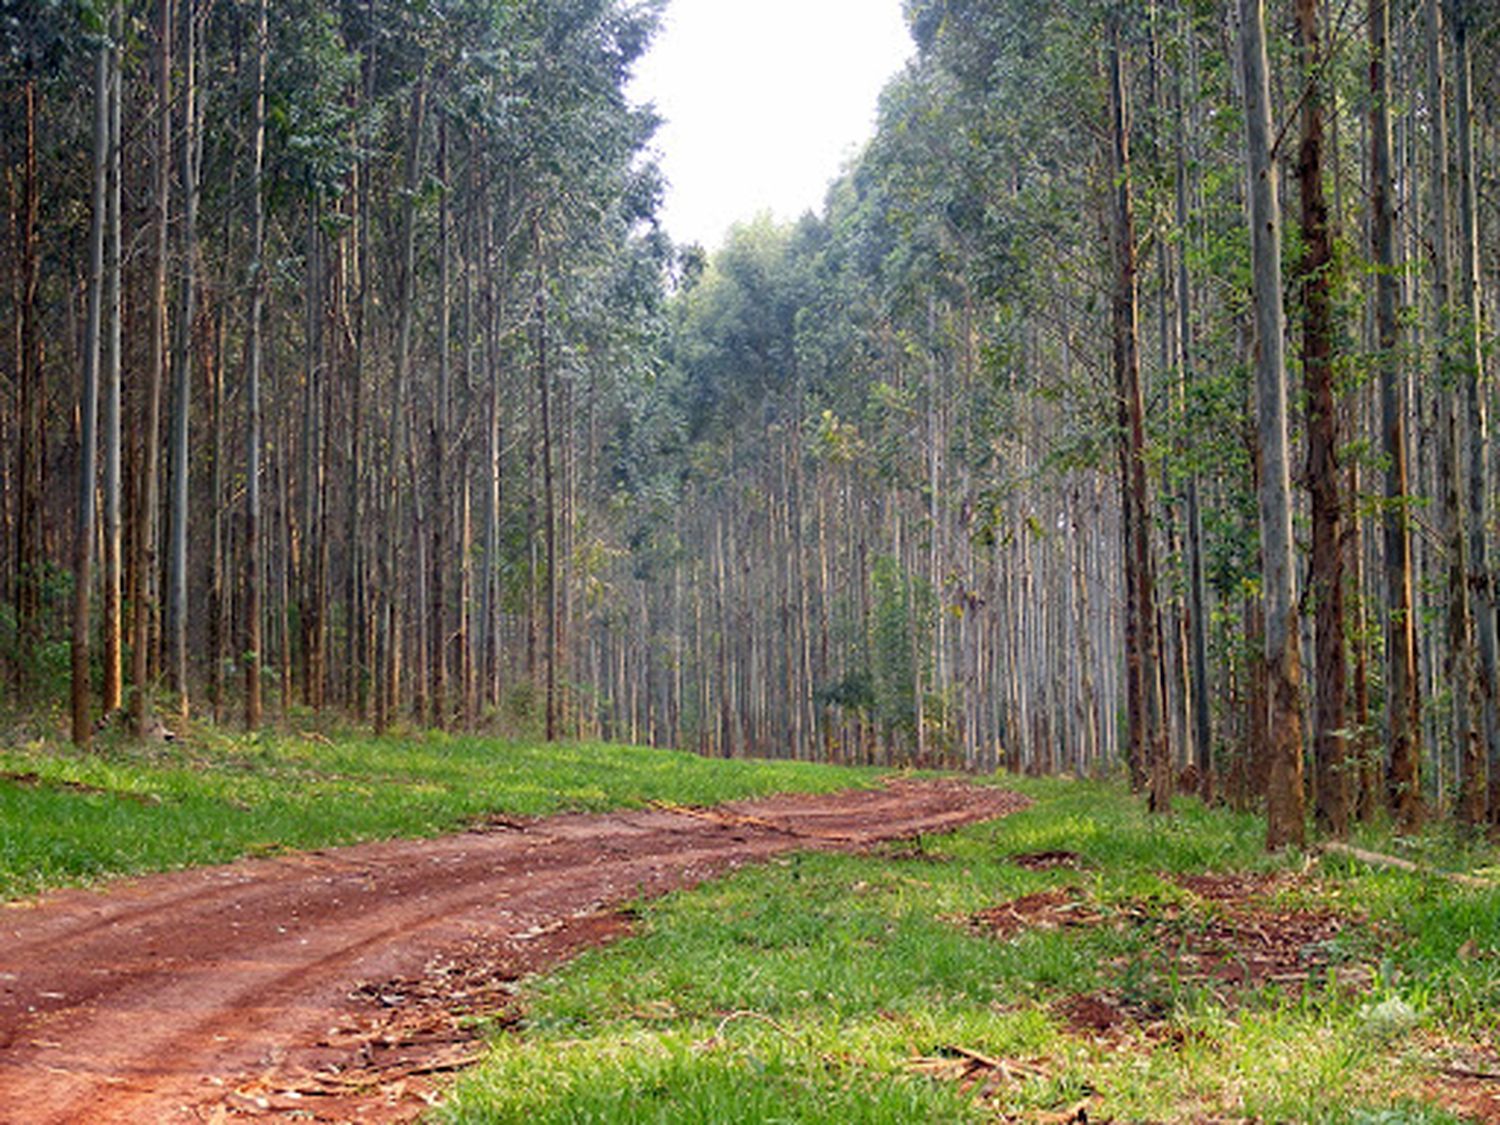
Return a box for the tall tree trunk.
[535,214,558,742]
[1107,20,1169,813]
[1241,0,1306,849]
[1450,0,1495,825]
[1372,0,1422,828]
[300,212,323,711]
[1424,0,1476,822]
[209,277,225,722]
[101,3,123,716]
[1174,17,1213,800]
[14,76,42,702]
[277,432,293,718]
[481,194,501,712]
[431,115,451,729]
[347,3,375,719]
[244,0,267,731]
[1348,400,1377,820]
[72,33,111,748]
[1299,0,1348,836]
[377,79,426,732]
[133,0,171,738]
[168,0,199,723]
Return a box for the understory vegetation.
[441,778,1500,1123]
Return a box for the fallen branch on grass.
[710,1008,800,1043]
[1317,842,1496,889]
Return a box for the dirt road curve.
[0,779,1027,1124]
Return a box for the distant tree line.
[593,0,1500,846]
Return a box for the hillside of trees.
[2,0,1499,848]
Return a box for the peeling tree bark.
[1298,0,1348,837]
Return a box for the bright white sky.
[628,0,914,251]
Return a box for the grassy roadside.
[0,728,882,900]
[440,779,1500,1124]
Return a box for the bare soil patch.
[966,889,1106,940]
[966,870,1372,1025]
[0,778,1026,1124]
[1052,992,1135,1037]
[1005,850,1086,871]
[1420,1040,1500,1122]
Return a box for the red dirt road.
[0,779,1027,1124]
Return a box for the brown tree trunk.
[15,77,43,702]
[1422,0,1481,825]
[430,115,451,730]
[1298,0,1348,837]
[168,0,199,723]
[244,0,267,731]
[1108,20,1169,813]
[1449,0,1495,826]
[132,0,171,738]
[101,5,123,717]
[1242,0,1306,849]
[72,36,111,747]
[535,214,558,742]
[1372,0,1422,828]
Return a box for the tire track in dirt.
[0,778,1027,1124]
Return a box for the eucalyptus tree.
[133,0,171,738]
[1107,13,1168,811]
[1298,0,1348,834]
[1371,0,1421,827]
[895,0,1163,785]
[1449,0,1495,824]
[244,0,268,730]
[70,4,111,747]
[1421,0,1481,823]
[1,0,76,701]
[1240,0,1305,848]
[100,0,122,718]
[1170,7,1212,800]
[167,0,199,721]
[505,0,665,739]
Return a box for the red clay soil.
[0,778,1027,1124]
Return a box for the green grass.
[0,728,881,899]
[440,778,1496,1124]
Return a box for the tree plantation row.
[2,0,1499,848]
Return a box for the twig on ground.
[712,1008,800,1043]
[1318,842,1495,888]
[1440,1064,1500,1082]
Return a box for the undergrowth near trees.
[0,729,879,899]
[441,778,1499,1123]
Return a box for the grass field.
[440,778,1500,1124]
[0,727,880,899]
[4,731,1497,1121]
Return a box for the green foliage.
[0,0,84,78]
[264,0,358,201]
